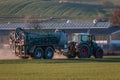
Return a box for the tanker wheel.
[44,47,54,59]
[94,47,103,58]
[33,47,43,59]
[78,44,91,58]
[67,42,76,58]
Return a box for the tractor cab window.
[72,35,80,42]
[81,35,95,42]
[81,35,89,42]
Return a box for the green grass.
[0,56,120,80]
[0,0,120,22]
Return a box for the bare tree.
[97,13,108,22]
[110,8,120,26]
[102,1,114,6]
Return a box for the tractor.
[65,33,104,58]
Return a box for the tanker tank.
[11,28,68,59]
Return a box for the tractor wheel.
[44,47,54,59]
[94,47,103,58]
[78,44,91,58]
[33,47,43,59]
[67,42,76,58]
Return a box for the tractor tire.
[78,44,91,58]
[67,42,76,58]
[33,47,43,59]
[94,47,103,58]
[44,47,54,59]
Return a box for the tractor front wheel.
[78,44,91,58]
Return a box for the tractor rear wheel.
[33,47,43,59]
[94,47,103,58]
[78,44,91,58]
[44,47,54,59]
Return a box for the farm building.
[0,22,120,54]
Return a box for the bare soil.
[0,44,19,60]
[53,53,67,59]
[0,44,67,60]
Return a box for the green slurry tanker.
[9,28,103,59]
[9,28,68,59]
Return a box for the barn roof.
[0,22,111,30]
[61,27,120,35]
[0,22,120,35]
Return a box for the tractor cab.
[72,33,98,48]
[72,33,95,43]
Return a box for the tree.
[97,13,108,22]
[102,1,114,6]
[110,8,120,26]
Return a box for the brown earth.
[0,44,20,60]
[0,44,67,60]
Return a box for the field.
[0,0,120,79]
[0,56,120,80]
[0,0,120,22]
